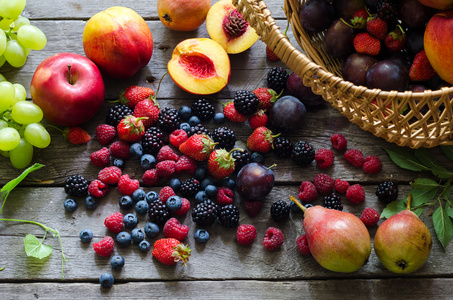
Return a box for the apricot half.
[167,38,231,95]
[206,0,259,54]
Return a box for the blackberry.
[192,199,219,226]
[291,141,315,166]
[231,149,251,172]
[191,99,215,121]
[376,181,399,204]
[188,123,211,137]
[105,104,133,127]
[212,126,236,149]
[323,192,343,211]
[180,178,201,198]
[270,200,290,222]
[272,136,293,158]
[218,204,240,228]
[157,106,180,132]
[141,127,165,155]
[266,67,289,93]
[147,199,171,225]
[376,0,399,23]
[64,174,89,197]
[233,90,259,116]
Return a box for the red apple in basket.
[30,52,105,127]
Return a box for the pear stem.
[289,196,306,213]
[406,193,412,211]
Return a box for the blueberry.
[64,198,77,212]
[79,229,93,243]
[119,195,134,210]
[290,201,302,213]
[110,255,125,270]
[178,105,192,119]
[132,189,146,203]
[140,154,156,170]
[138,240,151,253]
[85,196,98,210]
[251,152,265,164]
[116,231,132,247]
[112,158,124,169]
[188,116,201,126]
[99,273,114,288]
[213,112,225,124]
[195,167,208,181]
[221,177,236,190]
[180,122,191,133]
[194,229,209,243]
[200,177,215,189]
[204,185,218,198]
[135,200,149,215]
[129,142,143,158]
[144,222,159,238]
[123,213,138,228]
[166,195,183,211]
[169,178,181,192]
[194,191,209,204]
[305,203,314,209]
[145,191,159,204]
[131,228,145,243]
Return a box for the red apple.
[30,53,105,126]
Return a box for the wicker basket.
[232,0,453,149]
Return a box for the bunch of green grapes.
[0,0,47,68]
[0,75,51,169]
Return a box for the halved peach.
[167,38,231,95]
[206,0,259,54]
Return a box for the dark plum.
[405,27,425,57]
[387,51,411,72]
[236,163,274,201]
[325,19,356,60]
[286,73,324,107]
[342,53,378,86]
[300,0,336,33]
[269,95,307,132]
[332,0,365,20]
[398,0,435,28]
[366,60,409,91]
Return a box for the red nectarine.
[157,0,211,31]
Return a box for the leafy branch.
[0,163,68,279]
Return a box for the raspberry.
[163,217,189,241]
[93,236,115,258]
[346,184,366,204]
[344,149,365,168]
[263,227,284,250]
[334,179,350,194]
[313,173,334,195]
[96,124,116,145]
[104,212,124,234]
[360,207,380,226]
[330,133,347,150]
[88,179,109,198]
[159,186,176,204]
[90,147,110,167]
[142,169,160,186]
[363,155,382,174]
[243,200,263,217]
[315,148,335,169]
[109,140,131,159]
[236,224,257,246]
[216,187,234,206]
[118,174,140,196]
[175,155,198,175]
[173,197,191,216]
[298,181,318,202]
[156,160,176,179]
[157,145,180,162]
[169,129,188,148]
[296,234,311,255]
[98,166,122,185]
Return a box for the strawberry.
[62,127,91,145]
[222,101,247,123]
[207,148,237,180]
[384,25,406,53]
[266,45,279,62]
[249,109,268,129]
[152,238,191,266]
[119,85,155,108]
[353,32,381,56]
[247,126,280,153]
[252,87,279,111]
[96,124,116,145]
[117,115,147,143]
[133,98,160,128]
[366,16,387,40]
[178,134,217,161]
[350,8,369,29]
[409,50,436,82]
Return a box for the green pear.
[290,196,371,273]
[374,195,432,274]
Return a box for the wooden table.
[2,0,453,299]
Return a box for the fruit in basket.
[157,0,210,31]
[286,73,324,107]
[167,38,230,95]
[342,53,378,86]
[236,162,274,201]
[325,19,356,60]
[424,10,453,85]
[333,0,365,20]
[299,0,336,33]
[269,96,306,132]
[366,60,409,91]
[417,0,453,10]
[30,52,105,127]
[398,0,435,28]
[83,6,153,79]
[206,0,259,54]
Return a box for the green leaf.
[383,147,429,172]
[1,163,44,193]
[414,148,439,169]
[431,165,453,179]
[433,205,453,251]
[412,207,424,217]
[441,183,452,201]
[446,204,453,219]
[24,234,53,259]
[441,145,453,161]
[410,188,438,207]
[381,200,406,219]
[410,178,440,191]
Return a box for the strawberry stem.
[46,124,64,133]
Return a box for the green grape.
[0,18,14,31]
[0,0,26,19]
[17,25,47,51]
[24,123,51,148]
[0,119,7,130]
[0,80,15,113]
[12,15,30,30]
[11,101,43,124]
[12,83,26,103]
[0,30,6,56]
[0,55,5,68]
[0,150,9,157]
[0,73,6,82]
[9,138,33,169]
[0,127,21,151]
[4,39,27,67]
